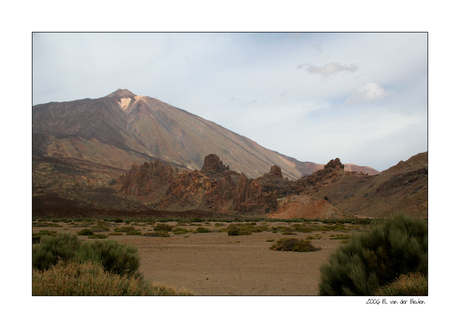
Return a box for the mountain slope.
[33,89,378,180]
[306,152,428,218]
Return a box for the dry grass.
[376,272,428,296]
[32,261,194,296]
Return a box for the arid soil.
[32,220,364,296]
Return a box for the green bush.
[77,228,94,236]
[292,224,313,233]
[269,238,320,252]
[126,230,143,235]
[114,226,136,233]
[77,239,140,276]
[318,214,428,296]
[172,228,188,234]
[32,232,141,277]
[195,227,211,233]
[32,233,81,271]
[143,231,170,237]
[227,224,252,236]
[154,223,173,232]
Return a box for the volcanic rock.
[118,160,176,198]
[200,154,230,177]
[265,165,283,179]
[303,158,346,187]
[115,154,279,214]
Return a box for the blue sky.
[33,32,427,171]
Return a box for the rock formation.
[200,154,231,177]
[116,154,279,214]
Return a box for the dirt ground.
[32,220,358,296]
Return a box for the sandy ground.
[33,221,354,296]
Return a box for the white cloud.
[298,62,358,78]
[346,82,392,104]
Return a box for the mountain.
[33,89,378,180]
[32,89,392,219]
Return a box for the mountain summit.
[106,88,137,98]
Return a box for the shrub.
[154,223,173,232]
[78,239,140,276]
[329,234,350,240]
[88,234,109,239]
[195,227,211,233]
[92,226,110,232]
[126,230,143,235]
[144,231,170,237]
[306,234,323,240]
[227,224,252,236]
[376,272,428,296]
[292,224,313,233]
[32,233,81,271]
[318,214,428,296]
[270,238,320,252]
[114,226,136,233]
[77,228,94,236]
[32,261,194,296]
[172,228,188,234]
[227,225,240,236]
[32,232,141,278]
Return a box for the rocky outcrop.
[116,154,279,214]
[264,165,283,179]
[118,160,176,198]
[299,158,346,188]
[200,154,231,177]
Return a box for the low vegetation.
[32,232,193,295]
[32,232,141,276]
[32,261,193,296]
[32,215,421,295]
[143,231,170,237]
[172,227,188,234]
[318,214,428,296]
[195,227,211,233]
[154,223,173,232]
[269,238,321,252]
[376,272,427,296]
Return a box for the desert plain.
[32,218,367,296]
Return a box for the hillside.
[305,152,428,219]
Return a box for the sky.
[32,32,427,172]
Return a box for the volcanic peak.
[106,89,137,98]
